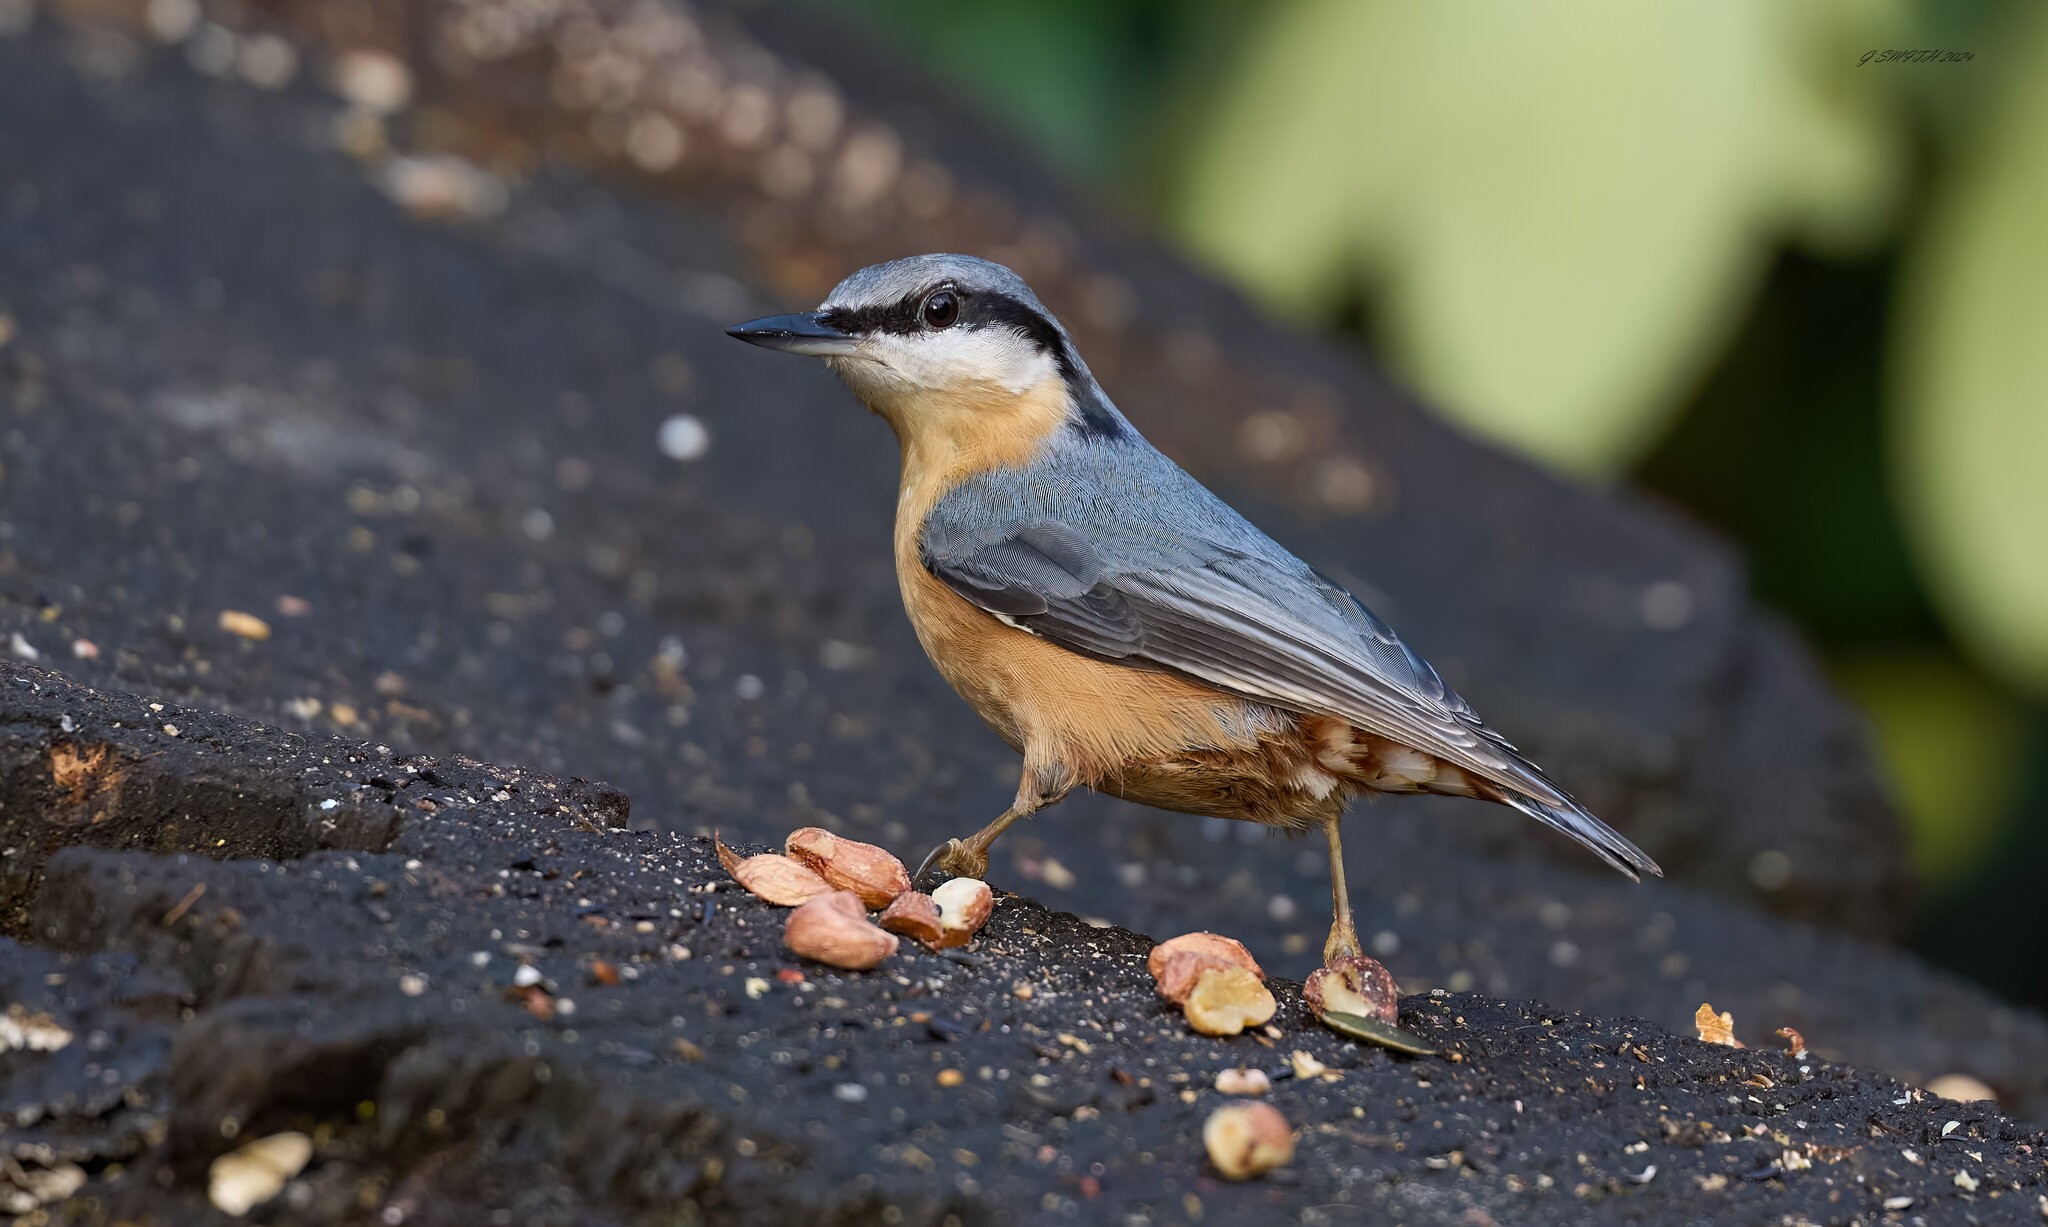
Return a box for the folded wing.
[922,495,1660,881]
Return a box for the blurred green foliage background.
[834,0,2048,1002]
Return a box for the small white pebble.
[1214,1067,1270,1096]
[398,973,427,997]
[733,674,765,701]
[513,964,543,988]
[833,1082,867,1103]
[1266,895,1297,923]
[470,951,491,968]
[1040,858,1076,891]
[319,798,339,811]
[7,632,39,660]
[554,997,575,1016]
[162,723,180,737]
[658,414,710,461]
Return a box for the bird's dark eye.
[922,290,959,329]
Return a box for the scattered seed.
[218,610,272,641]
[1203,1102,1292,1180]
[208,1132,312,1215]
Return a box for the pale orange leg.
[1323,809,1363,964]
[919,804,1032,881]
[916,759,1074,883]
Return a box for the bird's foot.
[912,837,990,886]
[1322,916,1364,967]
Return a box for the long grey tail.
[1499,789,1662,882]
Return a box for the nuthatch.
[730,254,1659,964]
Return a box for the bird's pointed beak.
[726,311,860,357]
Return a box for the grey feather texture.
[920,424,1661,881]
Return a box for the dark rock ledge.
[4,662,2043,1225]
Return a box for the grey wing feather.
[921,441,1661,880]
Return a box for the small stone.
[1213,1067,1270,1096]
[1287,1050,1333,1081]
[218,610,272,641]
[1,1004,74,1053]
[658,414,710,461]
[377,153,507,220]
[208,1132,313,1215]
[1203,1102,1292,1180]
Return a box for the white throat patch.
[831,325,1058,400]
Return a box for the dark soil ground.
[7,664,2045,1225]
[2,2,2046,1222]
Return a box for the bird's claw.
[912,838,989,887]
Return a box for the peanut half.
[715,833,833,907]
[1203,1102,1293,1179]
[783,891,899,970]
[785,827,912,909]
[1148,932,1264,1005]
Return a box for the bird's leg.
[915,757,1075,884]
[1322,809,1363,965]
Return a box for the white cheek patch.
[862,328,1058,395]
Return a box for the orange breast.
[884,377,1280,786]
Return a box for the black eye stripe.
[817,279,1128,442]
[821,286,1068,361]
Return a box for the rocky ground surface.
[6,663,2046,1225]
[2,2,2045,1222]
